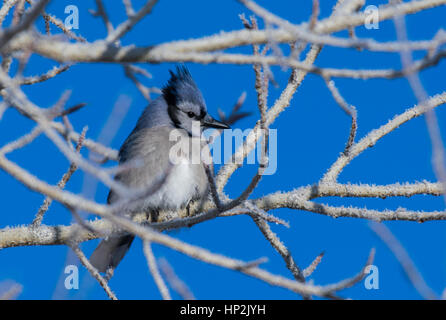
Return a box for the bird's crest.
[162,66,200,106]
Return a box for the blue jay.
[90,66,229,275]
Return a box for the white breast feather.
[142,157,199,210]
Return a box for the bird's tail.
[90,234,135,274]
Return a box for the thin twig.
[31,126,87,227]
[143,241,172,300]
[323,76,358,155]
[106,0,159,43]
[20,65,70,85]
[70,243,118,300]
[159,258,196,300]
[370,222,437,299]
[303,252,325,278]
[91,0,114,34]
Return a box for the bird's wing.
[108,126,189,204]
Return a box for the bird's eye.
[187,111,195,118]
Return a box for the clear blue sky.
[0,0,445,299]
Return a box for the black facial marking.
[167,105,181,128]
[199,108,206,120]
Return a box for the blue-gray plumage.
[90,67,229,274]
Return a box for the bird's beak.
[201,114,230,129]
